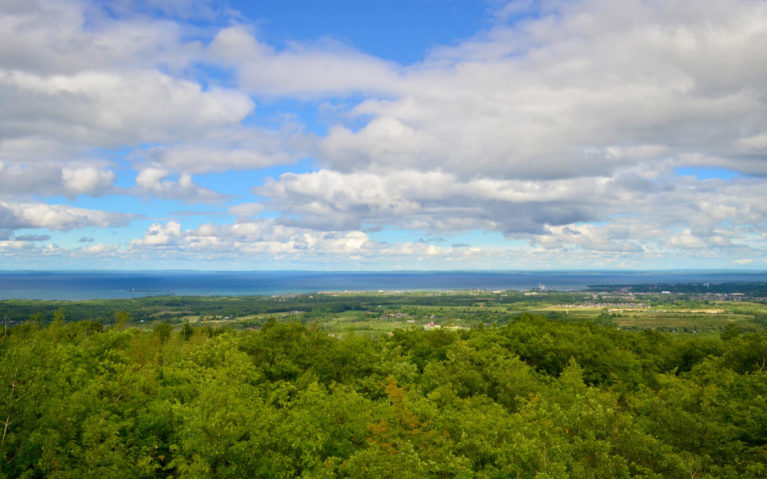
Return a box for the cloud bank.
[1,0,766,269]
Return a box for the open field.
[2,285,765,337]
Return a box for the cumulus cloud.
[215,0,767,265]
[256,168,621,234]
[0,1,244,147]
[61,166,116,197]
[667,229,707,249]
[131,221,183,247]
[148,146,286,175]
[0,240,49,254]
[308,0,767,178]
[128,219,380,257]
[0,160,116,199]
[0,0,198,75]
[2,0,766,268]
[120,218,510,268]
[133,167,226,203]
[254,167,767,259]
[0,239,120,260]
[0,70,253,147]
[207,26,402,97]
[1,217,504,269]
[0,201,132,231]
[75,243,119,256]
[141,121,312,174]
[0,0,258,203]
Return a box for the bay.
[1,270,767,300]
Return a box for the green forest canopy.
[1,312,766,478]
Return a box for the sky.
[1,0,767,271]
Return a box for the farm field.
[2,285,766,337]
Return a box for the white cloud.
[532,223,645,253]
[256,168,620,233]
[2,0,767,268]
[131,221,183,247]
[228,202,265,218]
[0,70,253,147]
[77,243,120,256]
[140,121,312,174]
[304,0,767,178]
[207,26,403,97]
[0,239,121,260]
[253,166,767,259]
[0,0,255,203]
[150,146,286,174]
[0,201,132,231]
[0,158,116,199]
[133,167,226,203]
[735,133,767,154]
[0,137,80,163]
[120,219,515,268]
[128,219,379,257]
[0,0,197,75]
[61,166,116,197]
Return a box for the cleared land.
[2,284,766,337]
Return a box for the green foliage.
[181,322,194,341]
[0,311,766,477]
[114,310,131,328]
[720,322,740,341]
[153,322,173,344]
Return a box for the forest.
[1,304,766,478]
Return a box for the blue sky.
[233,0,494,63]
[1,0,766,270]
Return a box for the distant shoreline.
[2,270,767,301]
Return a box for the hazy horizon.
[3,269,767,300]
[3,268,767,273]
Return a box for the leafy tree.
[721,322,740,341]
[114,310,131,328]
[153,323,173,344]
[1,308,766,477]
[181,322,194,341]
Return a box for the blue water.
[0,270,766,300]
